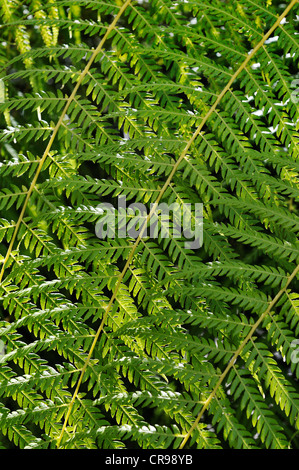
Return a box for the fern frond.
[0,0,298,450]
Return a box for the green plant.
[0,0,298,449]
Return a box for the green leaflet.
[0,0,298,450]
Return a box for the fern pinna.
[0,0,298,449]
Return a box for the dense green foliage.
[0,0,298,449]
